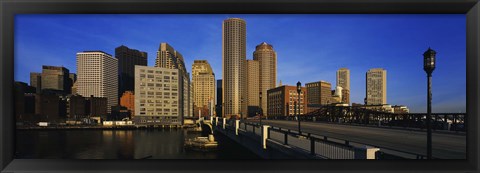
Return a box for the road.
[248,120,466,159]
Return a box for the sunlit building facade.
[76,51,118,113]
[222,18,247,118]
[253,42,277,117]
[192,60,216,117]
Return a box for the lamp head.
[423,47,436,74]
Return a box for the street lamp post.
[297,81,302,134]
[286,103,289,120]
[423,47,436,159]
[259,92,262,125]
[240,97,244,120]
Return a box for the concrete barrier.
[262,125,270,149]
[235,120,240,135]
[354,146,380,159]
[223,118,226,129]
[215,117,219,126]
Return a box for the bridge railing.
[270,109,466,132]
[233,121,431,159]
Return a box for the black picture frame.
[1,0,479,172]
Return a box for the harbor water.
[15,129,260,159]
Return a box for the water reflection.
[16,129,259,159]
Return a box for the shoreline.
[16,125,197,130]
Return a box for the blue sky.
[14,14,466,113]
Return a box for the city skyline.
[14,14,466,113]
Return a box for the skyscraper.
[155,43,192,118]
[41,65,72,94]
[216,79,223,117]
[366,68,387,105]
[76,51,118,113]
[115,45,148,99]
[336,68,350,104]
[192,60,215,117]
[253,42,277,116]
[30,72,41,93]
[69,73,77,84]
[222,18,247,118]
[246,60,259,116]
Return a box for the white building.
[134,65,182,125]
[76,51,118,113]
[155,43,192,119]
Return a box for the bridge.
[204,106,466,159]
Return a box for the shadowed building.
[14,82,36,122]
[30,72,41,93]
[69,73,77,94]
[115,45,147,99]
[366,68,387,105]
[216,79,223,117]
[66,95,86,120]
[64,95,107,119]
[267,85,306,117]
[69,73,77,83]
[35,94,67,122]
[192,60,215,117]
[223,18,247,118]
[72,82,78,95]
[85,96,108,118]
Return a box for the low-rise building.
[267,85,306,117]
[393,105,410,114]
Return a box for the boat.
[186,126,202,133]
[184,135,218,151]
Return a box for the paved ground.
[247,120,466,159]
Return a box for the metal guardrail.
[214,118,431,159]
[271,111,466,132]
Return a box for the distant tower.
[41,65,72,94]
[222,18,247,118]
[253,42,277,117]
[336,68,350,105]
[366,68,387,105]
